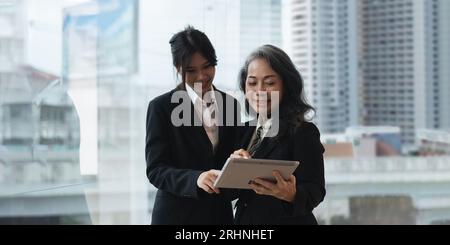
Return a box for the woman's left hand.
[230,149,252,159]
[249,171,297,203]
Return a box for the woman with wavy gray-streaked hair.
[231,45,326,225]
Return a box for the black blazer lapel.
[190,98,215,154]
[172,87,214,155]
[251,120,288,159]
[239,123,256,150]
[214,88,237,156]
[216,89,227,151]
[252,137,278,159]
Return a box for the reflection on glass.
[0,66,92,224]
[0,0,450,225]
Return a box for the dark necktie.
[248,127,264,156]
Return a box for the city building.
[291,0,360,133]
[322,126,402,158]
[360,0,450,151]
[417,128,450,156]
[240,0,282,62]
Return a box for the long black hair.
[169,26,217,85]
[239,45,315,135]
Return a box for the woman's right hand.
[230,149,252,159]
[197,170,221,194]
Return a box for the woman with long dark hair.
[232,45,326,225]
[145,26,239,225]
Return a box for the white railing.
[326,157,450,173]
[325,156,450,183]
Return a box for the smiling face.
[245,58,284,116]
[180,52,216,95]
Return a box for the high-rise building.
[240,0,282,63]
[438,0,450,130]
[291,0,449,151]
[359,0,447,150]
[291,0,359,134]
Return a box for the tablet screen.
[214,158,300,189]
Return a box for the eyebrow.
[186,61,211,70]
[248,75,277,79]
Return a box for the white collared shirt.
[186,84,216,109]
[186,84,219,150]
[256,117,273,139]
[247,117,273,151]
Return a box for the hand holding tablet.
[213,158,300,189]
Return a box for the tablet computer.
[213,158,300,189]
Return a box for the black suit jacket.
[234,120,326,225]
[145,86,240,225]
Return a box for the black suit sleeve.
[145,100,203,199]
[284,123,326,216]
